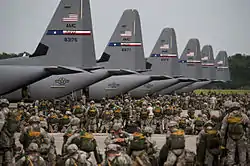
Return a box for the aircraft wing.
[150,75,172,80]
[81,66,105,72]
[177,77,197,82]
[44,66,85,75]
[136,69,152,73]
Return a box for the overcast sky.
[0,0,250,58]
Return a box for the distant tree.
[228,54,250,89]
[0,52,23,59]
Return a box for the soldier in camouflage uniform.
[40,120,57,166]
[62,117,81,154]
[112,104,123,125]
[47,109,59,133]
[72,102,85,128]
[19,116,51,156]
[100,105,113,133]
[63,129,102,165]
[196,121,221,166]
[59,111,72,132]
[140,101,149,129]
[64,144,92,166]
[143,126,159,165]
[85,100,99,133]
[104,144,133,166]
[220,102,250,166]
[0,110,20,165]
[16,143,46,166]
[127,132,151,166]
[104,123,132,152]
[152,100,163,126]
[122,99,133,127]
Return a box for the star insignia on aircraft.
[108,82,120,88]
[55,77,70,86]
[144,83,153,89]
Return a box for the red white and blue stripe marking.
[179,60,201,63]
[151,54,177,58]
[46,30,91,35]
[108,42,142,47]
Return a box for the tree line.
[0,52,249,89]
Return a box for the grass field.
[194,89,250,94]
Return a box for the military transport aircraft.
[1,0,135,101]
[128,28,194,98]
[87,9,170,100]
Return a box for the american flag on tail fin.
[62,14,78,22]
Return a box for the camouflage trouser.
[226,137,247,166]
[131,150,151,166]
[204,149,219,166]
[100,120,113,133]
[164,149,186,166]
[162,117,171,131]
[48,146,57,166]
[0,150,14,166]
[140,119,149,129]
[86,117,97,132]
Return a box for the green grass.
[194,89,250,94]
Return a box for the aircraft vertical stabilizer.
[215,51,230,81]
[146,28,179,76]
[201,45,216,80]
[97,9,145,71]
[179,38,202,79]
[129,28,181,98]
[0,0,96,67]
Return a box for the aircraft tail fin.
[32,0,96,67]
[98,9,145,71]
[201,45,216,80]
[215,51,230,81]
[147,28,180,76]
[179,38,201,79]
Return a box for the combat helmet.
[28,116,40,124]
[67,144,78,154]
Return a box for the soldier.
[40,120,57,166]
[0,99,10,117]
[140,101,149,129]
[153,100,163,126]
[64,144,92,166]
[63,129,103,165]
[19,116,51,155]
[196,121,221,166]
[122,99,132,127]
[47,109,59,133]
[143,126,159,165]
[72,102,85,128]
[62,117,81,154]
[85,100,99,133]
[220,102,250,166]
[100,105,113,133]
[127,132,151,166]
[194,114,205,135]
[104,123,132,151]
[0,110,20,166]
[159,128,186,166]
[59,111,72,132]
[16,143,46,166]
[104,144,133,166]
[112,104,123,125]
